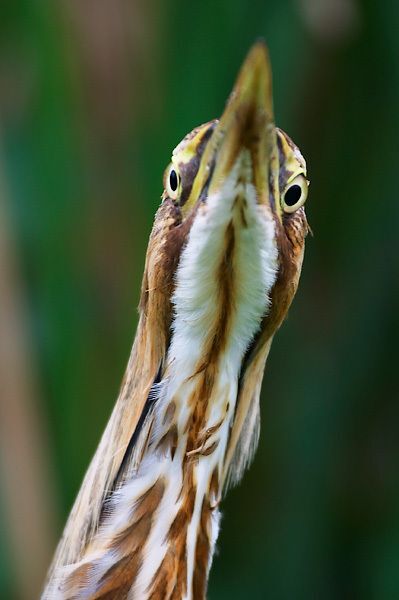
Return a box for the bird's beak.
[185,41,280,217]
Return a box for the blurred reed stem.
[0,148,57,599]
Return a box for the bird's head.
[164,43,308,227]
[142,41,309,374]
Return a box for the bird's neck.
[93,183,277,599]
[48,180,278,600]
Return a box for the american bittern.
[43,41,309,599]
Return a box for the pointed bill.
[184,41,280,217]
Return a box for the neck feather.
[44,165,279,599]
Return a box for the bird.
[43,41,310,600]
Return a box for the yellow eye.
[165,164,181,200]
[282,174,308,213]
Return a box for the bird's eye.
[282,174,308,213]
[165,165,181,200]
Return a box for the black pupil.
[284,184,302,207]
[169,169,178,192]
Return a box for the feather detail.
[223,338,272,490]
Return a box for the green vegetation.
[1,1,398,597]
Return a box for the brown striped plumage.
[43,42,310,599]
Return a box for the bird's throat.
[131,170,278,598]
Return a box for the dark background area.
[0,1,398,598]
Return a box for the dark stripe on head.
[178,122,217,206]
[276,130,293,193]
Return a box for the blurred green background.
[1,0,398,598]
